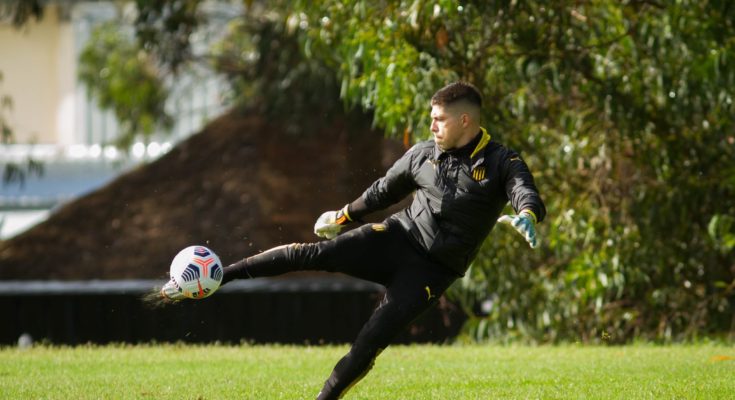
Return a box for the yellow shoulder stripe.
[470,127,492,159]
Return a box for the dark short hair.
[430,81,482,108]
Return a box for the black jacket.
[351,128,546,275]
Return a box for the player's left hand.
[497,210,538,249]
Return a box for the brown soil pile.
[0,110,404,279]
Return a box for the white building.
[0,1,236,238]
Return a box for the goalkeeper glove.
[497,209,539,249]
[314,205,353,239]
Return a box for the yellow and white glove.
[314,205,353,239]
[497,209,539,249]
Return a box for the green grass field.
[1,344,734,399]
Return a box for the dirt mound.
[0,110,403,279]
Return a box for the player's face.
[430,104,464,151]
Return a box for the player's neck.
[454,127,482,150]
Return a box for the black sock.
[221,244,303,284]
[222,259,251,284]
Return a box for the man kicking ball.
[155,81,545,399]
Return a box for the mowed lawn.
[1,344,734,399]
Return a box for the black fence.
[2,276,466,345]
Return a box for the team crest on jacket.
[371,223,387,232]
[472,166,486,181]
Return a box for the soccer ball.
[169,245,223,299]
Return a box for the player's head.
[431,81,482,110]
[429,82,482,151]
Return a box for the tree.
[290,0,735,342]
[77,20,173,150]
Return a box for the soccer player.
[157,81,545,399]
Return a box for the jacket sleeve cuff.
[346,196,370,222]
[519,209,538,224]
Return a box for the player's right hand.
[314,205,352,239]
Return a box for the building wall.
[0,5,72,145]
[56,11,76,146]
[0,2,233,241]
[0,2,229,149]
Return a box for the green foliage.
[209,9,346,133]
[709,214,735,252]
[0,71,12,145]
[130,1,347,136]
[134,0,204,72]
[0,0,43,28]
[78,21,173,149]
[294,0,459,137]
[290,0,735,342]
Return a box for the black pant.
[222,218,459,399]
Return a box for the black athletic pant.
[223,218,459,399]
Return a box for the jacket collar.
[434,127,492,161]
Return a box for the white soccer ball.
[169,245,223,299]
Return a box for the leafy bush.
[294,0,735,342]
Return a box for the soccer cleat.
[160,277,186,302]
[141,278,184,308]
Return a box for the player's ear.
[460,113,469,127]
